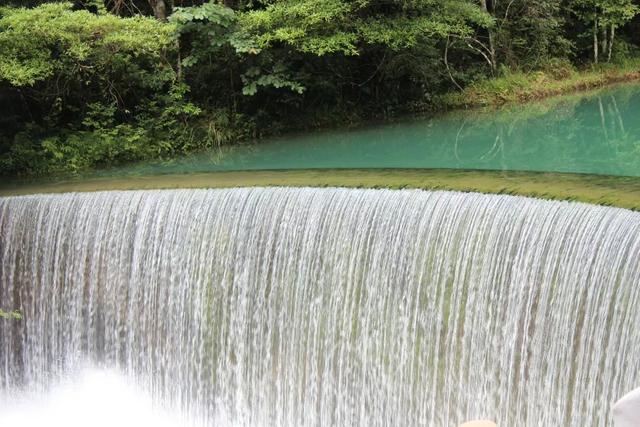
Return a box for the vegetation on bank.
[1,0,640,176]
[442,58,640,108]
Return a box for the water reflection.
[106,83,640,178]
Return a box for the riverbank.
[2,54,639,180]
[440,59,640,109]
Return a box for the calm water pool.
[109,82,640,178]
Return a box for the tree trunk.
[593,18,599,64]
[149,0,168,21]
[488,32,496,73]
[444,36,463,91]
[601,25,608,58]
[479,0,497,73]
[607,25,615,62]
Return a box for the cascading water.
[1,187,639,426]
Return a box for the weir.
[1,187,639,426]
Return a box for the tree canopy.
[1,0,640,176]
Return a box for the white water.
[0,366,188,427]
[1,188,639,426]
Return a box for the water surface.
[112,83,640,178]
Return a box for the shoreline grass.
[440,59,640,109]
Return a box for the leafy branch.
[0,309,22,320]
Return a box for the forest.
[1,0,640,176]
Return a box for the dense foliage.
[1,0,640,176]
[0,3,205,174]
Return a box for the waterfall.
[1,188,639,426]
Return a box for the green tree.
[570,0,639,63]
[0,3,204,174]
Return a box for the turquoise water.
[112,83,640,178]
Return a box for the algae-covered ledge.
[2,169,639,211]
